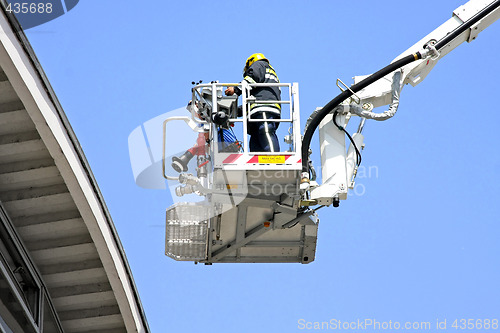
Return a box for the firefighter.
[225,53,281,152]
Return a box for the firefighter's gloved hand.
[225,87,235,96]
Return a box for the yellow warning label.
[258,155,286,164]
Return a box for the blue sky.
[24,1,500,332]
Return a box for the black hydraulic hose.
[301,53,422,173]
[308,160,317,181]
[332,111,362,167]
[435,0,500,50]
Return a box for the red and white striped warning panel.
[222,154,243,164]
[222,154,301,165]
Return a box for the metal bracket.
[422,40,440,61]
[468,21,482,42]
[336,78,361,104]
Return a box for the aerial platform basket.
[163,82,319,264]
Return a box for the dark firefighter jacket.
[235,60,281,114]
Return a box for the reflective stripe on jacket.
[236,60,281,113]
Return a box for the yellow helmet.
[243,53,268,73]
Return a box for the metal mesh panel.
[165,203,210,261]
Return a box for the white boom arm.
[354,0,500,110]
[311,0,499,205]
